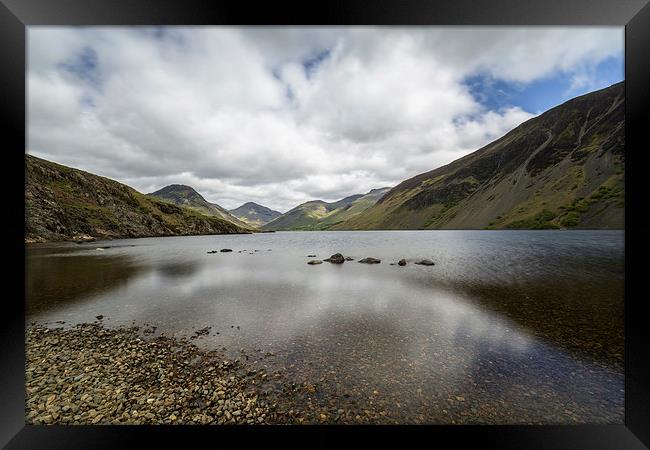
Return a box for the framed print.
[2,0,649,448]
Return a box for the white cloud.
[27,27,622,212]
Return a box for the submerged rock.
[307,260,323,265]
[344,257,354,261]
[207,250,218,254]
[414,259,435,266]
[358,257,381,264]
[324,253,345,264]
[307,255,317,258]
[398,259,407,266]
[220,249,233,253]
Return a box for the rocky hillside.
[229,202,282,228]
[25,155,250,243]
[337,82,624,230]
[147,184,249,229]
[261,188,391,231]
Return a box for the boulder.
[398,259,407,266]
[324,253,345,264]
[358,257,381,264]
[414,259,435,266]
[307,260,323,265]
[220,249,233,253]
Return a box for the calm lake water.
[26,230,625,424]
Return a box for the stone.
[358,257,381,264]
[414,259,435,266]
[323,253,345,264]
[220,249,233,253]
[398,259,407,266]
[307,260,323,265]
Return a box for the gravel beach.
[26,322,402,425]
[25,319,624,425]
[26,323,283,425]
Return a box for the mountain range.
[25,82,624,242]
[260,188,392,231]
[25,155,250,243]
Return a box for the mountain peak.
[229,202,282,228]
[147,185,249,229]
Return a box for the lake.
[25,230,625,424]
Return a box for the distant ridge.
[229,202,282,228]
[261,187,391,231]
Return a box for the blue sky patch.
[465,55,624,115]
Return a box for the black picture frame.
[2,0,649,448]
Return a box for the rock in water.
[307,255,317,258]
[344,257,354,261]
[358,257,381,264]
[398,259,407,266]
[220,249,233,253]
[414,259,435,266]
[324,253,345,264]
[207,250,218,254]
[307,260,323,265]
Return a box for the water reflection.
[26,253,144,316]
[156,261,201,279]
[25,231,624,423]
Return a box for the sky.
[27,27,624,213]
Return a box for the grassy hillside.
[261,188,390,231]
[25,155,250,243]
[339,82,624,230]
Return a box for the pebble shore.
[26,323,281,425]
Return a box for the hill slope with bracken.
[25,155,250,243]
[335,82,624,230]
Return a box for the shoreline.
[27,322,406,425]
[24,227,624,245]
[26,323,286,425]
[26,321,623,425]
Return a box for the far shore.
[24,227,624,245]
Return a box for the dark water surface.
[26,230,624,424]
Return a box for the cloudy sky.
[27,27,623,212]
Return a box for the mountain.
[261,188,391,231]
[25,155,250,243]
[229,202,282,228]
[147,184,249,229]
[335,82,624,230]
